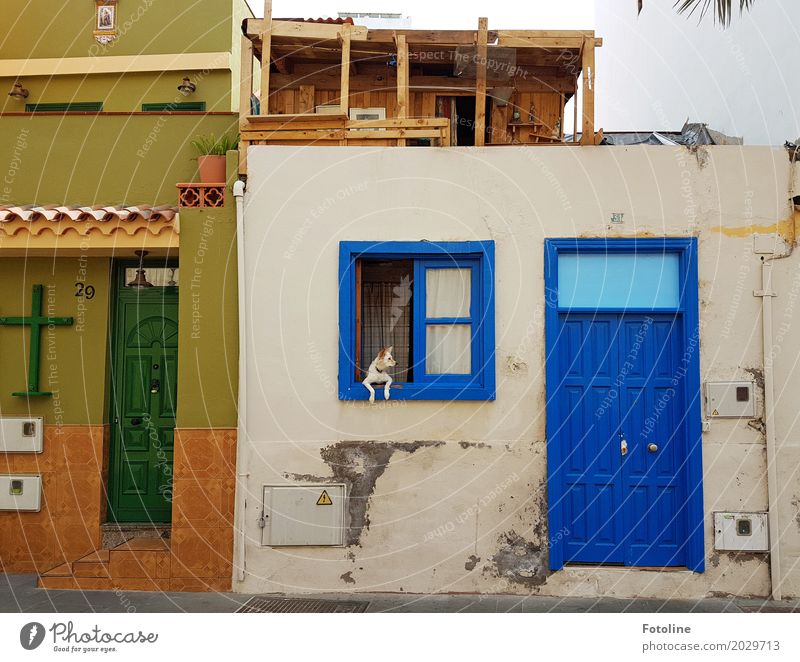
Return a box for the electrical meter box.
[705,381,756,418]
[0,475,43,511]
[0,417,43,453]
[261,484,346,546]
[714,512,768,552]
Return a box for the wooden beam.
[272,55,290,75]
[340,25,352,115]
[247,19,368,42]
[396,34,409,145]
[298,84,315,113]
[580,34,595,145]
[367,29,497,45]
[474,17,488,147]
[268,71,576,93]
[238,35,253,127]
[259,0,272,115]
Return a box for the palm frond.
[672,0,756,26]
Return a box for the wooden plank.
[298,85,315,113]
[340,25,352,116]
[474,17,488,147]
[238,139,248,175]
[243,130,345,140]
[238,35,253,127]
[366,29,497,45]
[269,71,576,94]
[259,0,273,115]
[348,117,448,128]
[580,34,595,145]
[246,19,368,41]
[395,34,409,146]
[421,91,436,118]
[344,129,444,139]
[272,55,290,75]
[246,113,347,127]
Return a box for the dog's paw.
[369,394,375,403]
[384,390,390,400]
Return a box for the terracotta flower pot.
[197,155,226,183]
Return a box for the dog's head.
[378,346,397,368]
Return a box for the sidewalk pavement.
[3,573,798,613]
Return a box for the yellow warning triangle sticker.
[316,490,333,506]
[712,409,719,416]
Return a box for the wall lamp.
[8,82,30,100]
[177,77,197,95]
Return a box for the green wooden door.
[109,282,179,522]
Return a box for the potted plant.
[190,133,239,183]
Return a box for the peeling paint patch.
[458,441,490,449]
[285,440,444,546]
[488,531,549,587]
[711,218,795,243]
[340,571,356,584]
[743,367,765,391]
[465,555,480,571]
[791,496,800,532]
[505,356,528,375]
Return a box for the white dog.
[362,346,396,402]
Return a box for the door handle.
[648,443,658,453]
[619,433,628,456]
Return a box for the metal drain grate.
[236,597,369,613]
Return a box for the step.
[72,550,111,578]
[100,522,170,549]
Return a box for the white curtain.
[425,268,471,374]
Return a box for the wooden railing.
[239,114,451,172]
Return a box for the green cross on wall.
[0,284,74,396]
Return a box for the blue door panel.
[556,313,688,567]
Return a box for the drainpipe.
[757,257,781,601]
[232,179,248,584]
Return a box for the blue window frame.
[339,241,495,401]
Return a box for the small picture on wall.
[97,4,115,31]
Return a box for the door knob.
[131,417,142,426]
[150,379,160,394]
[620,434,628,456]
[648,443,658,453]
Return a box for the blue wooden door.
[554,313,688,566]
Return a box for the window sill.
[339,383,495,402]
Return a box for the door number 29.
[74,282,96,300]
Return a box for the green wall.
[0,257,111,425]
[176,154,239,428]
[0,114,237,205]
[0,0,234,60]
[0,71,232,114]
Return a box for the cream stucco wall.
[237,144,799,598]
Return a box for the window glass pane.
[124,267,179,288]
[426,324,471,374]
[557,252,680,308]
[426,268,471,318]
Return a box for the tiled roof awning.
[0,205,177,224]
[0,205,179,254]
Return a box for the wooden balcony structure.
[239,2,603,173]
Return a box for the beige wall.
[238,144,798,598]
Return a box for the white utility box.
[705,381,756,418]
[261,484,346,546]
[0,417,43,453]
[0,475,43,511]
[714,512,768,552]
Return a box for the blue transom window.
[338,241,495,401]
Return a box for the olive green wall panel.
[0,71,232,113]
[175,152,238,427]
[0,114,237,205]
[0,257,111,424]
[0,0,233,59]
